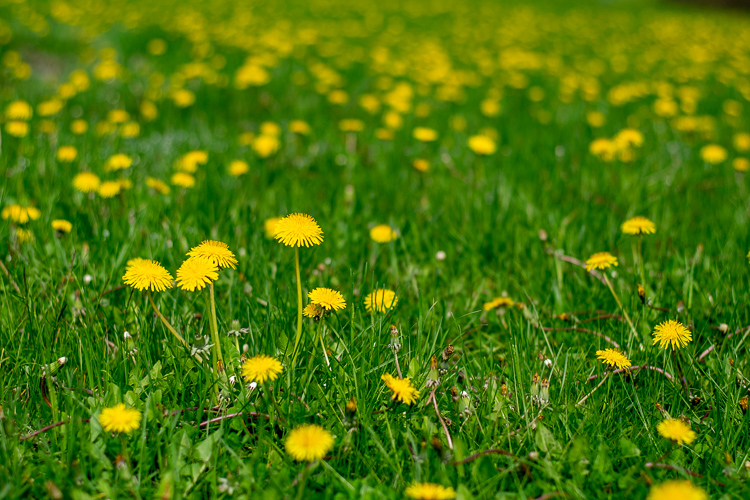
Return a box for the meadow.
[1,0,750,498]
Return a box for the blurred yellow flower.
[105,153,133,171]
[5,121,28,137]
[370,224,398,243]
[5,100,32,120]
[252,135,280,158]
[73,172,101,193]
[364,288,398,313]
[585,252,618,271]
[56,146,78,162]
[656,418,696,445]
[146,177,170,195]
[468,135,497,155]
[288,120,311,135]
[483,297,514,311]
[621,216,656,235]
[99,404,141,434]
[700,144,727,164]
[647,480,706,500]
[98,181,122,198]
[228,160,249,177]
[413,127,438,142]
[52,219,72,233]
[171,172,196,188]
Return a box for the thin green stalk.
[147,292,188,348]
[638,235,646,290]
[576,372,610,406]
[295,462,313,500]
[209,282,225,371]
[290,246,304,367]
[319,321,330,367]
[602,274,640,341]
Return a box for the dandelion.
[56,146,78,162]
[98,403,142,434]
[105,153,132,171]
[405,483,457,500]
[413,127,438,142]
[177,150,208,172]
[289,120,311,135]
[733,158,749,172]
[647,480,706,500]
[171,172,196,188]
[596,349,631,369]
[274,213,323,248]
[656,418,696,445]
[264,217,281,238]
[700,144,727,164]
[364,289,398,313]
[52,220,72,233]
[652,320,692,350]
[585,252,618,271]
[370,224,398,243]
[98,181,122,198]
[5,100,33,120]
[228,160,249,177]
[260,122,281,136]
[123,259,173,292]
[187,240,238,269]
[621,216,656,235]
[118,179,133,191]
[589,138,616,161]
[285,424,334,462]
[483,297,514,311]
[16,228,33,244]
[382,373,420,405]
[308,287,346,311]
[176,257,218,292]
[303,303,324,319]
[252,135,280,158]
[734,132,750,152]
[2,204,41,224]
[73,172,101,193]
[71,119,88,134]
[241,355,283,384]
[412,158,430,172]
[5,121,29,137]
[339,119,365,132]
[146,177,170,195]
[467,135,497,155]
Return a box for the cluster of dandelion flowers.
[370,224,398,243]
[483,297,514,311]
[123,259,174,292]
[585,251,618,271]
[405,483,457,500]
[364,288,398,313]
[285,424,334,462]
[596,349,631,370]
[187,240,238,269]
[652,320,692,350]
[241,355,283,384]
[621,216,656,235]
[656,418,696,446]
[308,287,346,311]
[176,257,218,292]
[647,480,706,500]
[2,204,41,223]
[99,403,142,434]
[273,213,323,247]
[381,373,420,405]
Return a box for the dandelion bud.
[346,397,357,415]
[242,344,249,353]
[719,323,729,333]
[637,284,646,304]
[740,395,748,413]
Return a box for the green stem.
[576,372,610,406]
[209,282,225,372]
[290,246,304,367]
[603,274,640,341]
[319,321,330,367]
[147,292,188,348]
[638,235,646,290]
[295,462,313,500]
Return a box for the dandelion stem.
[602,274,640,341]
[429,388,453,449]
[290,246,304,367]
[671,349,692,399]
[319,321,330,368]
[209,283,225,373]
[576,372,610,406]
[637,235,646,290]
[294,461,313,500]
[147,292,188,348]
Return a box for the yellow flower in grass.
[228,160,249,177]
[176,258,218,292]
[285,424,334,462]
[585,252,618,271]
[289,120,311,135]
[273,213,323,247]
[2,204,41,224]
[52,220,72,233]
[364,289,398,313]
[71,119,88,134]
[370,224,398,243]
[73,172,101,193]
[734,132,750,152]
[98,181,122,198]
[413,127,438,142]
[187,240,237,269]
[700,144,727,164]
[303,303,324,318]
[621,216,656,235]
[146,177,170,195]
[99,403,141,434]
[405,483,457,500]
[177,151,208,172]
[483,297,514,311]
[16,228,33,244]
[412,159,430,172]
[467,135,497,155]
[339,119,364,132]
[118,179,133,191]
[123,259,174,292]
[264,217,281,238]
[652,320,692,350]
[105,153,132,171]
[252,135,280,158]
[733,158,749,172]
[5,121,29,137]
[647,480,706,500]
[171,172,195,188]
[589,138,616,161]
[241,355,283,384]
[56,146,78,162]
[596,349,631,369]
[5,100,33,120]
[308,288,346,311]
[656,418,696,445]
[381,373,420,405]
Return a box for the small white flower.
[544,358,552,367]
[435,250,446,261]
[83,274,93,284]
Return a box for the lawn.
[1,0,750,498]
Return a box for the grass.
[1,0,750,498]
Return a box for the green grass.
[1,0,750,498]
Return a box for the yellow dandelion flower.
[252,135,280,158]
[73,172,101,193]
[2,204,41,224]
[285,424,334,462]
[187,240,237,269]
[614,128,644,149]
[652,320,692,350]
[123,259,174,292]
[339,119,365,132]
[413,127,438,142]
[105,153,132,171]
[364,289,398,313]
[308,287,346,311]
[733,158,749,172]
[264,217,281,238]
[228,160,249,177]
[118,179,133,191]
[370,224,398,243]
[381,373,420,405]
[467,135,497,155]
[71,119,88,134]
[241,355,283,384]
[289,120,311,135]
[260,122,281,136]
[656,418,697,446]
[98,181,122,198]
[107,109,130,124]
[589,138,616,161]
[5,100,33,120]
[98,403,141,434]
[16,228,33,244]
[596,349,631,369]
[177,150,208,172]
[621,216,656,235]
[647,480,706,500]
[405,483,457,500]
[734,132,750,152]
[700,144,727,164]
[303,303,324,318]
[52,219,72,233]
[56,146,78,162]
[176,257,218,292]
[146,177,170,195]
[5,121,29,137]
[171,172,195,188]
[412,158,430,172]
[585,252,618,271]
[483,297,514,311]
[273,213,323,248]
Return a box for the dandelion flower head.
[370,224,398,243]
[585,252,618,271]
[187,240,237,269]
[656,418,696,446]
[123,259,174,292]
[364,288,398,313]
[621,216,656,235]
[405,483,457,500]
[483,297,514,311]
[176,257,218,292]
[98,403,142,434]
[647,480,706,500]
[98,181,122,198]
[241,355,283,384]
[652,320,692,350]
[308,287,346,311]
[73,172,101,193]
[467,135,497,155]
[52,219,72,233]
[381,373,420,405]
[273,213,323,247]
[596,349,631,369]
[285,424,334,462]
[2,204,41,224]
